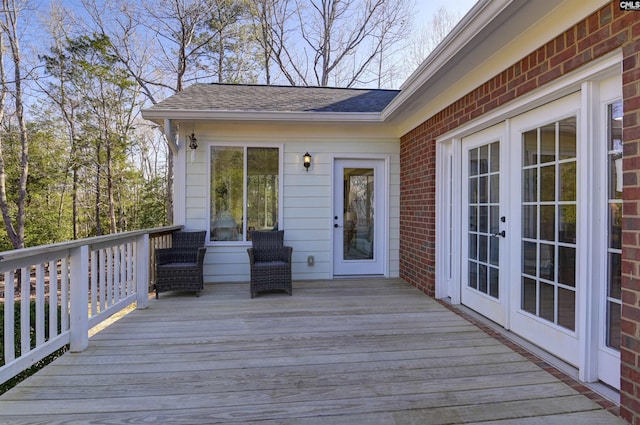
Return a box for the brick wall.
[622,34,640,425]
[399,3,640,423]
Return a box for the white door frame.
[434,53,623,385]
[332,156,389,277]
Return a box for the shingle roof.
[146,83,400,114]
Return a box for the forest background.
[0,0,474,251]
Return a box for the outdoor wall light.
[303,152,312,172]
[188,133,198,150]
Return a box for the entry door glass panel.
[521,117,577,331]
[333,159,385,276]
[607,100,623,350]
[343,168,374,261]
[468,142,500,298]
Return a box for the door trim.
[331,156,389,278]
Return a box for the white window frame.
[206,143,284,245]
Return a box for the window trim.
[206,142,284,246]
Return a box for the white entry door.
[461,125,508,326]
[333,159,385,276]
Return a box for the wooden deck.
[0,278,626,424]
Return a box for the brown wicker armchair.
[154,230,207,299]
[247,230,292,298]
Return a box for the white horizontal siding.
[180,125,400,283]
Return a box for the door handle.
[492,230,506,238]
[334,223,341,228]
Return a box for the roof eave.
[141,109,385,123]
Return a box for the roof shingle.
[146,83,400,114]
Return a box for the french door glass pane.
[468,142,500,299]
[521,118,577,331]
[606,100,623,350]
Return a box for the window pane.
[479,205,488,233]
[540,124,556,164]
[522,277,537,314]
[470,148,479,176]
[522,205,537,239]
[539,205,555,242]
[539,243,555,281]
[608,252,622,299]
[539,282,555,322]
[523,130,537,166]
[609,202,622,250]
[558,287,576,331]
[558,205,576,244]
[468,261,478,289]
[559,162,576,201]
[479,264,488,293]
[558,246,576,287]
[490,174,499,203]
[247,148,279,238]
[490,142,500,172]
[540,165,555,202]
[559,117,576,160]
[479,145,489,174]
[523,169,537,202]
[523,241,537,276]
[489,267,499,298]
[210,147,243,241]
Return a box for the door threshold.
[332,274,386,279]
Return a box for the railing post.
[70,245,89,352]
[136,233,150,309]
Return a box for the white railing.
[0,225,181,385]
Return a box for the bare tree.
[404,6,460,73]
[255,0,414,87]
[0,0,29,249]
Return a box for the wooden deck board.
[0,278,626,424]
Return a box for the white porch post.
[135,233,150,309]
[69,245,89,352]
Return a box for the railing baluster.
[49,259,58,341]
[107,248,113,307]
[35,263,45,346]
[4,270,15,363]
[61,256,69,332]
[90,250,98,316]
[20,267,30,356]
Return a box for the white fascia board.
[141,109,385,123]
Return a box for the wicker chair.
[154,230,207,299]
[247,230,292,298]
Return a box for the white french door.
[508,93,581,366]
[461,125,508,326]
[444,71,624,387]
[333,159,386,276]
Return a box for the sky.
[416,0,479,23]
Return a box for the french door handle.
[492,230,506,238]
[334,223,341,228]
